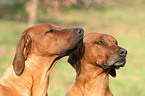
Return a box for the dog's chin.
[100,58,126,78]
[59,38,83,57]
[108,60,126,78]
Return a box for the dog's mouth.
[100,58,126,78]
[109,58,126,77]
[59,37,83,57]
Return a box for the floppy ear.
[13,35,32,76]
[68,44,84,75]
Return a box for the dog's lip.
[48,38,83,71]
[102,57,126,69]
[59,38,83,57]
[98,58,126,78]
[113,58,126,67]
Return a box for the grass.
[0,2,145,96]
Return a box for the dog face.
[13,24,84,75]
[68,33,127,77]
[27,24,84,56]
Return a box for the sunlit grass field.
[0,2,145,96]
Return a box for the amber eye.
[46,29,56,33]
[94,40,104,45]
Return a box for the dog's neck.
[25,53,59,96]
[0,53,58,96]
[74,60,112,96]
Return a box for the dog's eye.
[116,41,118,45]
[94,40,104,45]
[46,29,56,33]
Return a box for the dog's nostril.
[74,28,84,36]
[118,48,127,57]
[120,51,124,55]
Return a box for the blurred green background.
[0,0,145,96]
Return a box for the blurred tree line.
[0,0,144,25]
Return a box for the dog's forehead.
[84,33,117,43]
[24,24,61,35]
[100,34,116,41]
[33,24,61,31]
[41,24,61,32]
[102,34,117,44]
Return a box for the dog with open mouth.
[66,33,127,96]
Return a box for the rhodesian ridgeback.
[66,33,127,96]
[0,24,84,96]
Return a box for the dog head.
[13,24,84,76]
[68,33,127,77]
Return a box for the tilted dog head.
[13,24,84,76]
[68,33,127,77]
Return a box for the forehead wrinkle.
[94,35,103,41]
[105,36,117,46]
[98,35,108,42]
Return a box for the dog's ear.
[13,34,32,76]
[68,44,84,75]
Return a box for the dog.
[66,33,127,96]
[0,24,84,96]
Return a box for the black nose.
[74,28,84,36]
[117,48,127,57]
